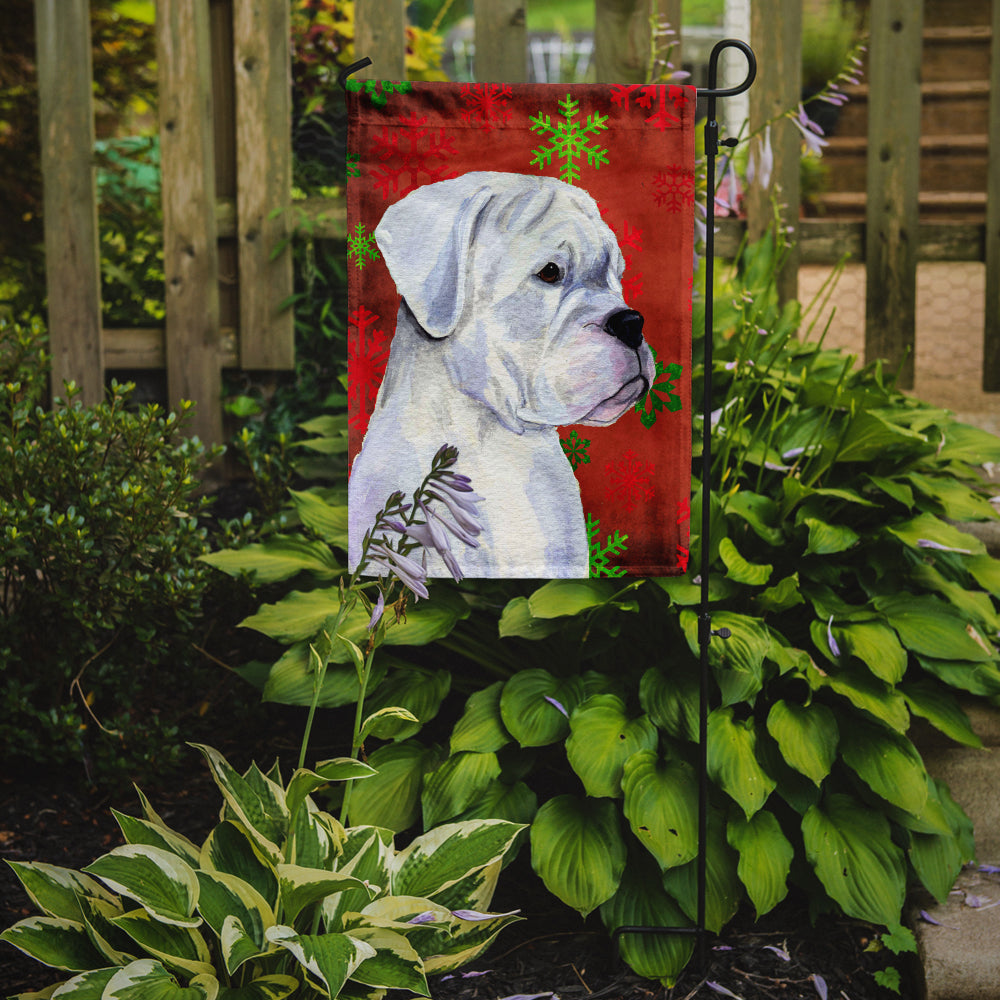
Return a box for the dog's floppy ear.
[375,175,494,339]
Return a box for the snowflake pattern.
[347,222,380,269]
[348,306,390,431]
[653,165,696,212]
[346,152,361,178]
[560,429,591,469]
[635,347,684,428]
[460,83,513,129]
[611,83,690,130]
[530,93,609,185]
[587,513,628,578]
[345,78,413,108]
[604,449,655,512]
[601,211,644,302]
[370,112,458,199]
[676,498,691,573]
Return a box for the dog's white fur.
[349,171,655,578]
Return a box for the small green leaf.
[200,536,341,584]
[875,594,995,662]
[718,537,773,585]
[526,579,621,617]
[900,680,982,748]
[450,682,511,754]
[803,517,859,556]
[765,700,838,786]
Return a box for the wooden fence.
[33,0,1000,445]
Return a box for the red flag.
[347,81,694,578]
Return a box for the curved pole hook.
[700,38,757,99]
[337,57,373,92]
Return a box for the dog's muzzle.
[604,309,644,350]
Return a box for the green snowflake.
[560,430,591,469]
[635,347,683,428]
[347,222,380,269]
[345,78,413,108]
[530,93,609,185]
[346,152,360,178]
[587,513,628,578]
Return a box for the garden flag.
[346,80,695,579]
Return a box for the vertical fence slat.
[474,0,527,82]
[157,0,223,445]
[594,0,650,83]
[34,0,103,405]
[659,0,682,75]
[354,1,406,80]
[746,0,801,304]
[864,0,923,390]
[233,0,294,370]
[983,0,1000,390]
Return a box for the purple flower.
[706,983,742,999]
[791,104,828,156]
[544,695,569,718]
[425,482,484,536]
[451,908,520,921]
[917,538,972,554]
[812,974,828,1000]
[407,911,438,925]
[747,125,774,191]
[827,616,841,658]
[367,590,385,631]
[763,944,790,961]
[366,541,429,599]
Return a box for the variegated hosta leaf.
[421,752,501,829]
[323,829,393,931]
[288,801,343,870]
[344,926,429,995]
[77,894,136,966]
[422,859,501,916]
[0,916,107,971]
[391,820,524,901]
[765,700,838,786]
[83,845,200,928]
[276,864,376,925]
[802,793,906,926]
[450,682,511,754]
[529,795,626,917]
[112,810,202,868]
[45,966,118,997]
[195,871,274,974]
[599,853,694,987]
[265,925,376,998]
[499,669,585,747]
[214,975,300,1000]
[200,822,278,910]
[727,810,793,917]
[565,695,658,799]
[706,707,776,819]
[102,958,218,999]
[838,718,929,817]
[285,760,375,823]
[621,751,699,871]
[110,908,214,978]
[420,906,523,975]
[4,861,118,922]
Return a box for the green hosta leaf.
[835,621,907,684]
[755,573,804,614]
[393,820,524,900]
[112,812,201,868]
[599,853,694,987]
[530,795,626,917]
[707,708,776,818]
[497,596,564,639]
[83,846,200,928]
[345,926,428,994]
[839,718,929,816]
[265,926,375,998]
[195,871,273,974]
[75,894,135,967]
[527,578,622,617]
[288,489,349,546]
[260,643,387,709]
[727,811,793,917]
[916,655,1000,697]
[4,862,118,923]
[874,594,995,662]
[199,822,278,910]
[906,472,998,521]
[360,706,421,742]
[765,700,838,786]
[277,865,374,925]
[421,751,502,828]
[653,573,737,606]
[499,670,585,747]
[886,512,985,557]
[639,663,699,742]
[935,421,1000,464]
[103,959,218,1000]
[565,695,658,798]
[809,661,910,732]
[450,682,511,754]
[866,474,914,509]
[724,490,784,545]
[911,562,1000,633]
[718,537,772,585]
[111,908,214,978]
[967,553,1000,597]
[362,667,451,740]
[802,793,906,926]
[0,916,107,971]
[453,779,538,827]
[661,810,741,933]
[621,751,698,870]
[901,680,982,748]
[216,976,299,1000]
[680,610,770,706]
[909,797,966,906]
[347,740,442,832]
[200,535,341,584]
[835,410,927,463]
[803,517,859,556]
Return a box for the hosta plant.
[1,743,523,999]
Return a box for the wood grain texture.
[864,0,923,389]
[354,0,406,80]
[594,0,651,84]
[34,0,103,404]
[474,0,527,82]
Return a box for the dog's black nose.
[604,309,644,350]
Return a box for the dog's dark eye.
[536,262,562,284]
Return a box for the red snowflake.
[348,306,390,432]
[676,544,690,573]
[676,497,691,525]
[611,84,689,130]
[369,112,458,199]
[600,210,644,301]
[653,165,695,212]
[604,449,655,512]
[460,83,513,129]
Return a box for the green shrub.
[0,316,221,783]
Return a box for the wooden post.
[864,0,923,390]
[354,0,406,80]
[34,0,104,405]
[658,0,682,75]
[473,0,527,82]
[746,0,801,305]
[233,0,294,369]
[594,0,651,84]
[983,0,1000,390]
[157,0,223,445]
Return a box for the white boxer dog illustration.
[348,171,656,578]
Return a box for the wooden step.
[813,190,987,222]
[922,25,993,83]
[921,0,992,28]
[832,80,991,137]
